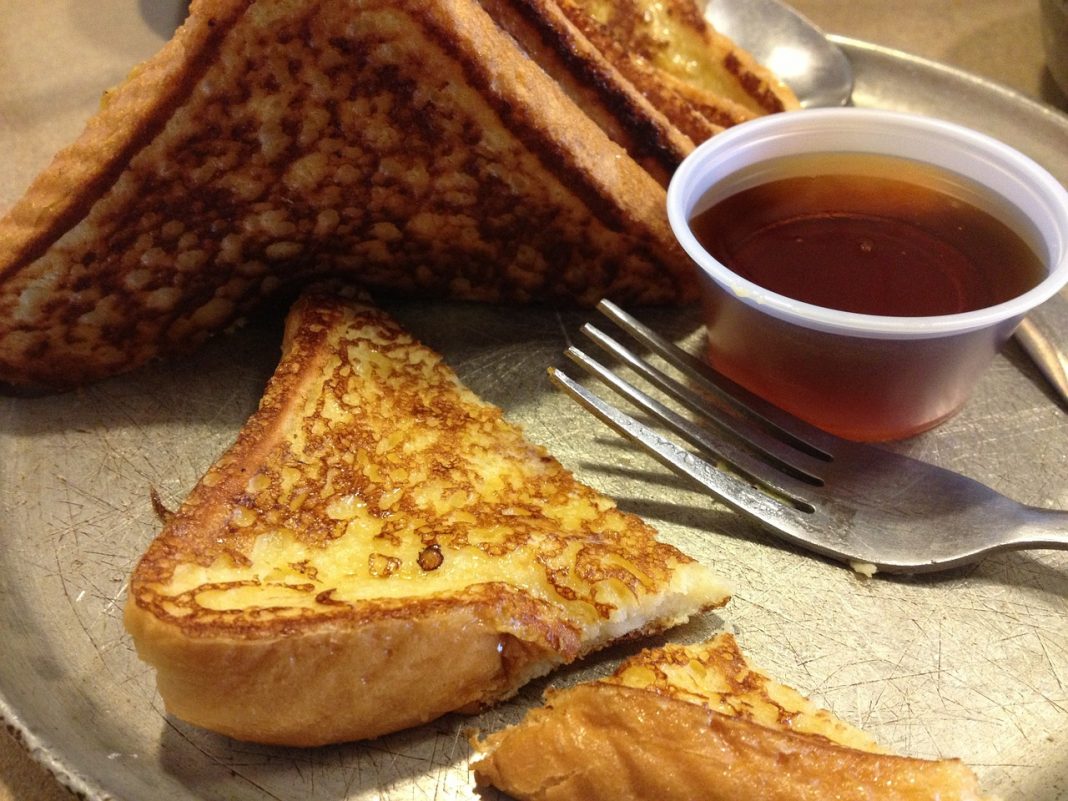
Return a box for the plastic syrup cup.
[666,108,1068,441]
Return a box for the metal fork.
[549,300,1068,575]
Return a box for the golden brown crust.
[0,0,249,277]
[125,287,729,744]
[479,0,698,183]
[124,598,534,746]
[472,633,991,801]
[0,0,698,389]
[473,684,989,801]
[554,0,799,120]
[553,0,741,136]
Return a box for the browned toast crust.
[124,287,728,745]
[473,683,989,801]
[479,0,700,183]
[127,596,549,745]
[0,0,699,389]
[0,1,249,275]
[472,634,991,801]
[556,0,798,121]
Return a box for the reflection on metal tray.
[1,10,1067,801]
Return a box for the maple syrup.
[690,152,1045,317]
[686,152,1048,440]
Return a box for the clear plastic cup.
[667,108,1068,441]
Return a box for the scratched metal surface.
[1,3,1067,800]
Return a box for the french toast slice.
[472,633,992,801]
[0,0,797,391]
[0,0,696,389]
[123,286,730,746]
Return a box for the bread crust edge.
[471,683,990,801]
[0,0,250,277]
[124,595,559,746]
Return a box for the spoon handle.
[1015,317,1068,409]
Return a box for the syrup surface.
[690,153,1045,316]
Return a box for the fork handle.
[1008,506,1068,552]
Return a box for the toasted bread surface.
[559,0,799,119]
[472,633,991,801]
[124,287,729,745]
[477,0,701,183]
[0,0,702,389]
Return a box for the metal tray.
[1,5,1067,799]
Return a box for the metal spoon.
[706,0,1068,409]
[705,0,853,108]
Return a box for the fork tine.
[579,323,827,486]
[564,345,816,508]
[596,299,839,460]
[548,366,811,534]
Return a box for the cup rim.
[666,108,1068,339]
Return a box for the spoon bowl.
[705,0,853,107]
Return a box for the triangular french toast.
[123,286,730,746]
[0,0,795,390]
[472,633,992,800]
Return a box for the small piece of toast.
[123,287,729,746]
[472,633,992,801]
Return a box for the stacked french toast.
[0,0,793,390]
